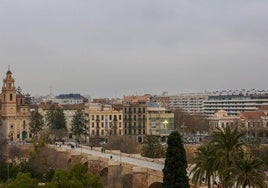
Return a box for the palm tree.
[209,126,245,187]
[228,152,265,188]
[192,126,266,187]
[191,144,216,188]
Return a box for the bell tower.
[1,69,17,116]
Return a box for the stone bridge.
[62,148,163,188]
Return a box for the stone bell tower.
[1,69,17,117]
[0,68,18,142]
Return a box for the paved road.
[59,145,164,171]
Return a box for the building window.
[92,123,94,128]
[10,94,13,101]
[101,115,104,120]
[92,115,94,120]
[119,115,121,120]
[92,130,95,135]
[101,122,104,128]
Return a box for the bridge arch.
[100,167,108,177]
[83,161,88,166]
[68,158,72,164]
[122,173,133,187]
[149,182,162,188]
[100,167,108,186]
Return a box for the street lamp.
[181,123,187,137]
[120,149,122,166]
[163,120,169,142]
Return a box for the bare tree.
[105,135,141,154]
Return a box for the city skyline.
[1,0,268,98]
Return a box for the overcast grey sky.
[0,0,268,98]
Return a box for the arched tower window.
[23,120,26,129]
[10,94,13,101]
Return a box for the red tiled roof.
[240,111,265,120]
[61,104,85,110]
[36,103,85,110]
[258,105,268,111]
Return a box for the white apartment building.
[169,93,209,115]
[204,94,268,117]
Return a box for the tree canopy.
[29,110,44,140]
[5,172,38,188]
[45,106,66,130]
[46,163,102,188]
[162,131,189,188]
[71,109,88,142]
[141,135,165,158]
[191,126,266,188]
[45,105,67,141]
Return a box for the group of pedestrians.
[101,147,113,159]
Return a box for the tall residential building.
[85,103,123,144]
[147,102,174,142]
[204,93,268,117]
[0,70,31,142]
[123,102,147,142]
[122,95,175,142]
[169,93,209,115]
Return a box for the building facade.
[85,103,123,144]
[204,94,268,117]
[169,93,209,115]
[0,70,31,142]
[208,108,268,141]
[147,103,174,142]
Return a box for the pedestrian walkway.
[57,144,164,171]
